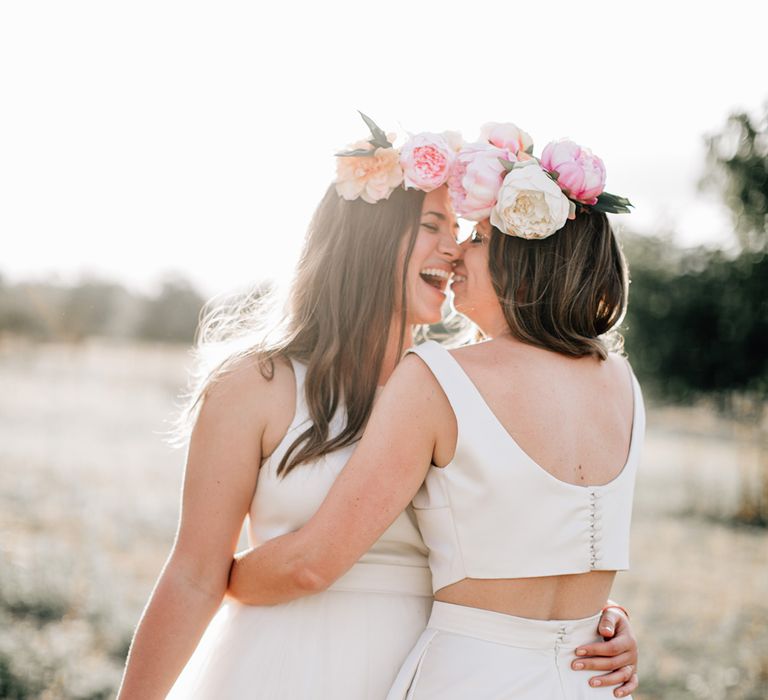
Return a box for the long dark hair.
[175,185,426,476]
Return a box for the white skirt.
[167,562,433,700]
[387,602,630,700]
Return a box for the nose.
[438,230,463,262]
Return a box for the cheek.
[406,230,437,283]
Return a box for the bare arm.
[116,361,271,700]
[227,355,442,605]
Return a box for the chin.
[412,304,442,325]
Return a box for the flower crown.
[335,114,632,240]
[448,123,632,239]
[334,112,459,203]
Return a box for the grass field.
[1,340,766,699]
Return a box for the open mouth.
[419,267,451,293]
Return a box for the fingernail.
[601,625,614,633]
[576,648,587,656]
[573,662,584,670]
[616,692,624,698]
[590,679,602,687]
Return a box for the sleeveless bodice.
[407,341,644,593]
[248,358,432,595]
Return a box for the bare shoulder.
[388,350,457,465]
[392,350,449,400]
[379,351,454,422]
[449,338,529,373]
[449,339,498,364]
[201,354,281,411]
[195,354,295,451]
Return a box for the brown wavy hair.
[174,185,427,476]
[487,210,627,359]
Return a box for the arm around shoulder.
[227,353,447,605]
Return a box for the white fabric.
[407,341,644,592]
[387,602,629,700]
[167,358,433,699]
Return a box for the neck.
[473,312,510,340]
[379,316,414,386]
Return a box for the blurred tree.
[702,103,768,252]
[61,280,131,341]
[622,234,768,400]
[136,276,205,344]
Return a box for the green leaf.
[335,148,376,157]
[498,157,517,172]
[592,191,634,214]
[548,169,560,181]
[524,144,534,155]
[358,111,393,149]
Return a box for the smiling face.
[399,186,461,325]
[450,218,506,334]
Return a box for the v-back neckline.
[435,343,640,491]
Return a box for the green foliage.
[622,101,768,401]
[622,233,768,400]
[702,103,768,252]
[136,277,205,343]
[0,652,40,700]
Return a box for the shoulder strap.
[405,341,484,428]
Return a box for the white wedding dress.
[166,359,433,699]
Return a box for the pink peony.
[448,143,512,220]
[540,139,606,205]
[480,122,534,155]
[400,132,456,192]
[335,143,404,204]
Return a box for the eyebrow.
[422,211,460,229]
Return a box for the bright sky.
[1,0,766,297]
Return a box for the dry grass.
[0,340,766,699]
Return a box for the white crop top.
[407,341,645,593]
[248,358,432,596]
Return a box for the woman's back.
[449,339,635,489]
[410,338,642,621]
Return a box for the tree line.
[0,274,205,345]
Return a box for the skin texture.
[227,219,640,697]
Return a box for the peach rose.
[540,139,606,205]
[335,142,404,204]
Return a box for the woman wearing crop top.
[227,129,641,698]
[117,119,637,699]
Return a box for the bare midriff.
[434,571,616,620]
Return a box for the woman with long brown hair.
[116,119,638,699]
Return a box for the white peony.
[490,162,571,240]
